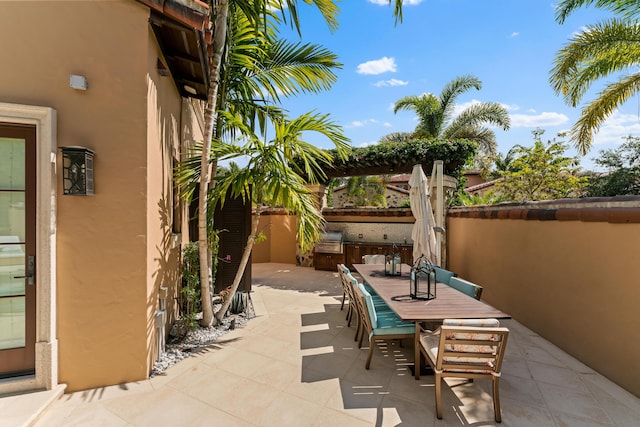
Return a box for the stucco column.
[306,183,328,210]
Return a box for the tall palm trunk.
[215,206,261,323]
[199,0,229,327]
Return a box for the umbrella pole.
[431,160,444,267]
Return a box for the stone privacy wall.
[325,222,413,245]
[332,185,409,208]
[447,196,640,398]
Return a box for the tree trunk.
[199,0,228,327]
[214,208,260,324]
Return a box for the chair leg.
[493,377,502,422]
[435,374,443,419]
[358,327,366,348]
[414,344,421,380]
[365,337,375,369]
[340,292,346,310]
[354,314,361,341]
[346,303,352,325]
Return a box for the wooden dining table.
[353,263,511,378]
[352,263,510,322]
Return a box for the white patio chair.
[362,254,385,264]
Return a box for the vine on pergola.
[314,138,478,180]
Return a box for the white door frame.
[0,103,57,394]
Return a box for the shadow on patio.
[27,263,640,427]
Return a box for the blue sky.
[277,0,639,171]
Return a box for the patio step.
[0,384,66,427]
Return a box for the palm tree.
[550,1,640,155]
[345,175,386,207]
[392,75,511,159]
[491,145,524,179]
[192,0,341,326]
[191,0,409,326]
[210,110,349,323]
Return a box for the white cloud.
[455,100,521,115]
[368,0,423,4]
[451,101,566,129]
[452,99,481,116]
[501,103,520,112]
[510,111,569,127]
[357,57,397,75]
[591,111,640,146]
[383,122,392,127]
[373,78,408,87]
[358,140,378,147]
[511,32,519,37]
[349,118,378,128]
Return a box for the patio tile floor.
[4,263,640,426]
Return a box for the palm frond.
[550,19,640,107]
[439,75,482,124]
[254,40,341,102]
[393,94,441,137]
[555,0,640,24]
[570,72,640,154]
[445,102,511,137]
[446,126,496,158]
[273,0,340,35]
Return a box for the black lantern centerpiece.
[384,245,402,276]
[410,255,436,300]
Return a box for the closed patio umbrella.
[409,164,437,265]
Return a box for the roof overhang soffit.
[139,0,212,100]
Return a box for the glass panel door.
[0,124,36,377]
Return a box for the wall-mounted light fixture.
[183,84,197,95]
[70,74,88,90]
[60,146,94,195]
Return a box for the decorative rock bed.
[150,303,254,376]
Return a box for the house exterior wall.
[0,0,197,391]
[145,28,190,374]
[447,199,640,398]
[463,171,485,188]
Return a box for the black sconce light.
[61,146,94,195]
[384,245,402,276]
[410,255,436,300]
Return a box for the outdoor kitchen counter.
[343,242,413,270]
[313,239,414,271]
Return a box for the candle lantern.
[410,256,436,300]
[384,246,402,276]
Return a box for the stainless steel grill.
[315,231,344,254]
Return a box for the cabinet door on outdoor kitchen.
[345,245,358,269]
[314,253,345,271]
[400,246,413,266]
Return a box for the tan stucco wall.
[448,214,640,397]
[145,29,182,374]
[0,0,196,391]
[252,212,298,264]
